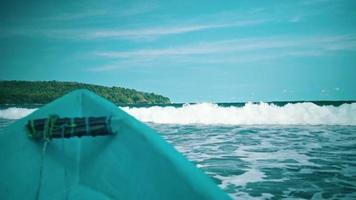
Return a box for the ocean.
[1,101,356,199]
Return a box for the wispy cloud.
[89,34,356,71]
[16,1,158,22]
[84,19,266,39]
[1,19,267,40]
[45,10,108,21]
[290,16,302,23]
[116,1,159,17]
[1,3,273,41]
[47,1,160,20]
[95,35,356,59]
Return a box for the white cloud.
[45,10,108,21]
[1,20,266,40]
[38,1,159,21]
[88,64,119,72]
[116,1,159,17]
[89,34,356,72]
[1,7,269,40]
[74,19,267,40]
[95,35,356,59]
[290,16,301,23]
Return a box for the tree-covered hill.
[0,81,171,105]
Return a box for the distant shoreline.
[0,80,171,105]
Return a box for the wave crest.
[122,102,356,125]
[0,107,37,120]
[1,102,356,125]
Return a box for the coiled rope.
[35,115,68,200]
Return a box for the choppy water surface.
[1,101,356,199]
[150,123,356,199]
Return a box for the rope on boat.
[35,136,49,200]
[30,115,114,199]
[61,124,68,200]
[35,115,61,200]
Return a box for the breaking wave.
[122,102,356,125]
[0,107,37,120]
[1,102,356,125]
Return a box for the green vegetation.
[0,81,171,105]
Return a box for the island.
[0,81,171,105]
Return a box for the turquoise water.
[151,123,356,199]
[1,102,356,199]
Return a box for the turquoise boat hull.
[0,90,231,200]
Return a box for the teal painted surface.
[0,90,231,200]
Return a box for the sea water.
[1,102,356,199]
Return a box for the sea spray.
[1,102,356,125]
[122,102,356,125]
[0,107,37,120]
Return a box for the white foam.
[0,107,36,119]
[122,102,356,125]
[2,102,356,125]
[217,169,267,188]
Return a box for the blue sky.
[1,0,356,102]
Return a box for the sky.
[0,0,356,103]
